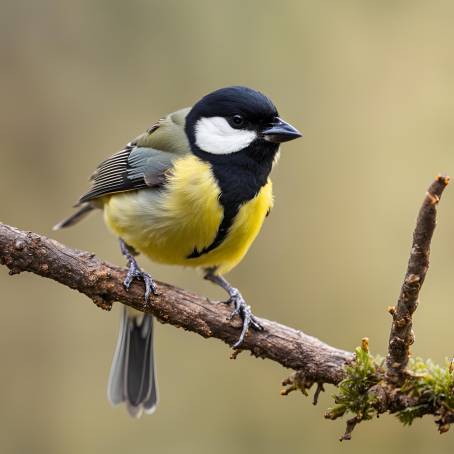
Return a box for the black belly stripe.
[187,141,278,260]
[187,203,239,259]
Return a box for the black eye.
[231,115,244,127]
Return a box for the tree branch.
[1,175,452,439]
[0,222,352,384]
[386,175,450,384]
[321,175,453,439]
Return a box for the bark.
[0,222,352,384]
[386,175,450,384]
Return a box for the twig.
[386,175,450,384]
[340,416,361,442]
[313,383,325,405]
[323,176,453,440]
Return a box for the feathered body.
[103,154,273,274]
[55,86,301,418]
[81,103,277,275]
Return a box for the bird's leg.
[204,268,263,348]
[119,238,157,302]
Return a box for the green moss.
[327,348,454,426]
[396,358,454,426]
[326,341,454,436]
[326,340,384,422]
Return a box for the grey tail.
[52,204,94,230]
[107,307,158,418]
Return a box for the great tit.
[55,86,302,417]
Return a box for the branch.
[1,175,452,440]
[322,175,453,439]
[386,175,450,384]
[0,222,352,384]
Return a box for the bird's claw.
[123,260,157,302]
[223,290,263,348]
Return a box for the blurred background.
[1,0,454,452]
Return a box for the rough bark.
[0,222,352,384]
[386,175,450,384]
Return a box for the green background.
[1,1,454,453]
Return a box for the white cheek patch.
[194,116,257,154]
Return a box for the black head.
[185,86,301,161]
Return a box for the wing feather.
[78,145,153,204]
[77,108,191,205]
[56,108,191,228]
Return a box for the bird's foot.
[123,258,157,302]
[119,238,157,302]
[223,288,263,348]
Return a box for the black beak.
[262,117,302,143]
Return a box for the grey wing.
[78,107,191,204]
[78,145,176,204]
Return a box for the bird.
[54,86,302,417]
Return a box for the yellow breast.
[103,154,273,274]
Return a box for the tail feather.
[53,204,94,230]
[108,307,158,417]
[107,308,129,406]
[126,315,153,406]
[142,350,158,414]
